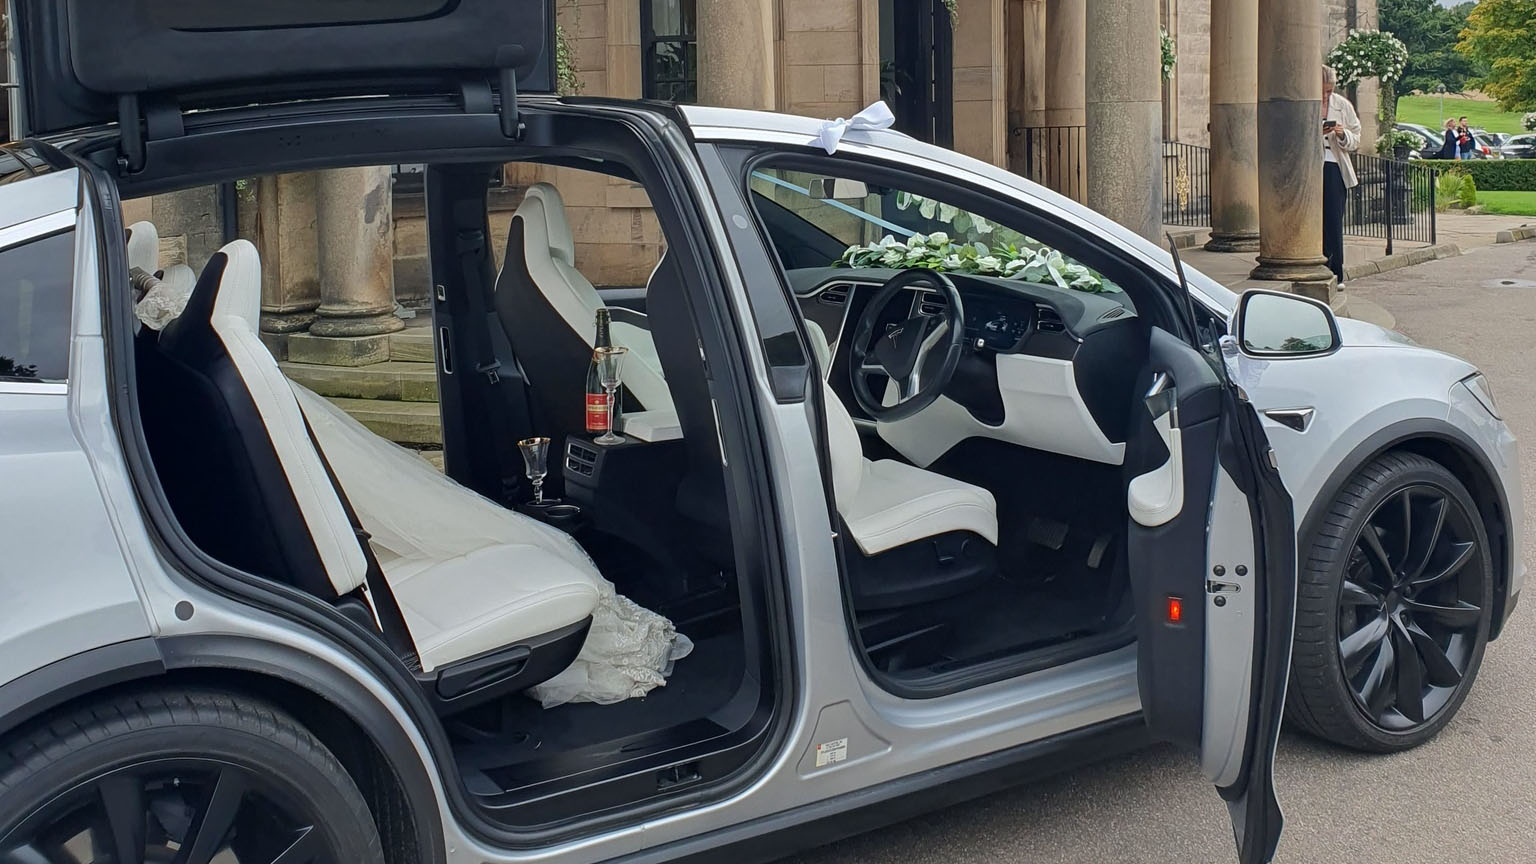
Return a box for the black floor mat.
[934,571,1119,661]
[453,633,746,776]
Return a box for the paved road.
[778,241,1536,864]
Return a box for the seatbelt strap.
[455,226,525,505]
[300,416,421,672]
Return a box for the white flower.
[928,231,950,246]
[975,256,1002,273]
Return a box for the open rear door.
[8,0,555,141]
[1126,246,1297,864]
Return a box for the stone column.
[1249,0,1332,282]
[697,0,776,110]
[1085,0,1163,242]
[1204,0,1261,252]
[256,174,322,334]
[312,166,404,338]
[1043,0,1085,128]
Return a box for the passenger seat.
[150,239,600,711]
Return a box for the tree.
[1381,0,1480,96]
[1457,0,1536,111]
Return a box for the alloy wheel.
[1336,483,1486,732]
[1,758,338,864]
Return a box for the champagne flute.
[594,346,628,446]
[517,437,550,503]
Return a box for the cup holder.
[518,499,587,534]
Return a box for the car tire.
[0,687,384,862]
[1286,451,1494,752]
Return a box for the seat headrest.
[518,183,575,266]
[179,239,261,328]
[126,221,160,274]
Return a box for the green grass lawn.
[1476,191,1536,216]
[1397,94,1527,134]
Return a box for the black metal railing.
[1162,141,1211,227]
[1017,126,1086,202]
[1344,153,1437,251]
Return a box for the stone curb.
[1496,225,1536,244]
[1166,229,1204,250]
[1344,242,1461,281]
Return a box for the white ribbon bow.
[814,101,896,154]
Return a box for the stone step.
[325,396,442,445]
[389,330,436,363]
[282,360,438,402]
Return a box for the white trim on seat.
[207,240,370,595]
[510,183,673,412]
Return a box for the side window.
[0,231,75,383]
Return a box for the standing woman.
[1322,65,1361,284]
[1438,118,1459,159]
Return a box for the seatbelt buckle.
[476,359,502,385]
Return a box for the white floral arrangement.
[1160,28,1177,81]
[1523,112,1536,132]
[1326,29,1408,86]
[836,232,1113,293]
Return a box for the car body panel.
[0,168,154,688]
[0,93,1521,863]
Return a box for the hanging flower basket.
[1325,29,1408,86]
[1160,28,1177,81]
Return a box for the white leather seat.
[510,183,672,412]
[807,322,998,556]
[200,240,600,674]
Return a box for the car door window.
[1,231,75,383]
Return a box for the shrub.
[1525,112,1536,132]
[1459,174,1478,209]
[1435,171,1464,212]
[1414,159,1536,191]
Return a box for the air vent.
[1036,306,1066,333]
[1098,306,1128,321]
[919,292,948,316]
[566,440,598,478]
[819,284,851,306]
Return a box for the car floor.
[866,438,1136,678]
[451,631,746,785]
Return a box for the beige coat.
[1324,90,1362,188]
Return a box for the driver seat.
[809,324,999,609]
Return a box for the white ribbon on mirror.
[815,101,896,154]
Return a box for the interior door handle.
[1145,372,1179,428]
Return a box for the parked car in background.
[1395,122,1439,158]
[1500,134,1536,160]
[1470,129,1500,159]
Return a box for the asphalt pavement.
[778,240,1536,864]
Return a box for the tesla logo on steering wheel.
[886,326,904,341]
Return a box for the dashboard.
[790,267,1145,467]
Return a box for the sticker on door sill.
[814,738,849,768]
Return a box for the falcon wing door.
[8,0,555,144]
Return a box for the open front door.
[1127,257,1297,863]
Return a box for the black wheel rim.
[1,758,337,864]
[1337,483,1486,732]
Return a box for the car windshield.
[748,168,1120,294]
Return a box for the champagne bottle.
[585,308,621,433]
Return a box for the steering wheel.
[848,269,966,422]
